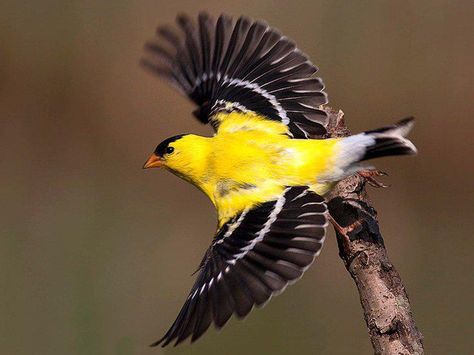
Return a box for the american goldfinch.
[141,12,417,347]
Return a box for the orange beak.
[143,153,163,169]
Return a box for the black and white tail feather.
[325,118,417,181]
[360,117,417,161]
[151,187,327,347]
[142,12,328,138]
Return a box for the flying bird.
[141,12,417,347]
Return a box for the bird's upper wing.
[152,186,327,347]
[142,13,328,138]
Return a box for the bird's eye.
[166,146,175,154]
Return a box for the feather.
[151,187,327,346]
[142,13,329,138]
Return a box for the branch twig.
[325,108,424,355]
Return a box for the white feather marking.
[297,212,323,218]
[215,209,248,245]
[285,248,315,255]
[301,202,322,207]
[294,224,321,230]
[292,89,319,94]
[229,188,289,262]
[213,99,250,113]
[287,77,310,83]
[291,188,309,201]
[291,236,319,242]
[223,76,289,124]
[339,133,376,163]
[318,133,375,183]
[298,102,318,109]
[278,62,304,73]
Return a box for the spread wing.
[151,186,327,347]
[141,12,328,138]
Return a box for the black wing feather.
[142,13,328,138]
[151,186,327,347]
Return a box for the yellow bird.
[141,12,416,346]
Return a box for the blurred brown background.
[1,0,473,354]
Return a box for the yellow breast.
[201,126,338,225]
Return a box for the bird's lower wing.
[152,186,328,347]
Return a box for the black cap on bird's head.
[154,134,186,157]
[143,134,187,169]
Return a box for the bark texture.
[324,108,424,355]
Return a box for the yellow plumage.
[163,112,340,226]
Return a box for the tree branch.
[324,108,424,355]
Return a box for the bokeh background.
[1,0,473,354]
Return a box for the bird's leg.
[358,169,389,188]
[328,214,362,255]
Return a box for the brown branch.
[324,108,424,355]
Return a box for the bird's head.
[143,134,209,182]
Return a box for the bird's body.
[168,112,339,226]
[141,12,417,346]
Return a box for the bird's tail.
[357,117,417,161]
[331,118,417,179]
